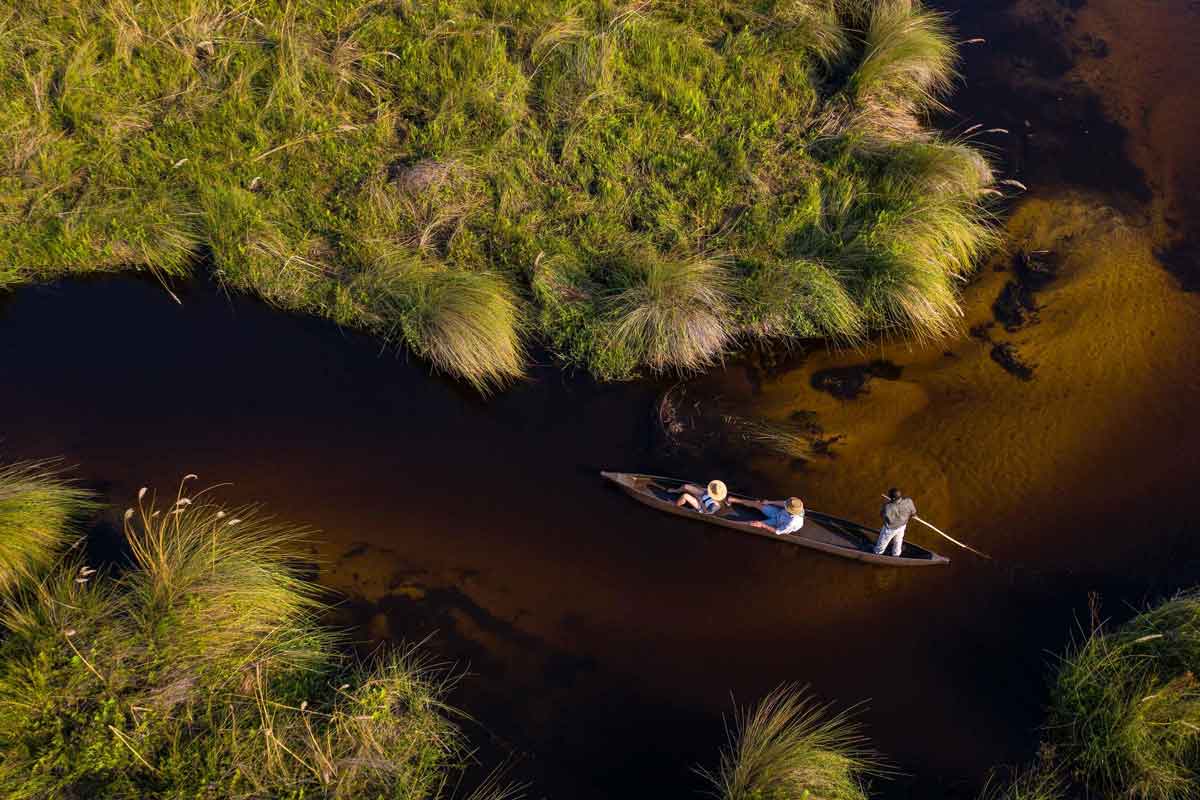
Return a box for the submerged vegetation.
[0,466,510,799]
[0,0,1001,390]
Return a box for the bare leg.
[676,493,702,511]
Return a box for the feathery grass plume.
[121,481,329,685]
[0,477,512,799]
[843,197,998,339]
[699,683,881,800]
[1047,594,1200,800]
[978,765,1067,800]
[358,259,527,393]
[880,140,997,200]
[847,0,957,114]
[604,253,736,375]
[0,460,96,593]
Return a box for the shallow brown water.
[2,2,1200,799]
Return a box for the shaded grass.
[0,470,515,799]
[0,0,1000,389]
[699,683,881,800]
[978,765,1067,800]
[1047,593,1200,800]
[0,460,97,593]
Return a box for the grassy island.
[0,0,999,390]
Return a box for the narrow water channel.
[2,1,1200,799]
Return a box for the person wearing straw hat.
[674,479,728,515]
[874,487,917,556]
[728,494,805,535]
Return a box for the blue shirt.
[762,504,804,535]
[700,492,720,514]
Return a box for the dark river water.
[3,2,1200,799]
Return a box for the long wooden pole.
[881,495,992,560]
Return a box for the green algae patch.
[0,0,1000,390]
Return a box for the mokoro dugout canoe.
[601,471,949,567]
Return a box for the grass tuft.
[0,460,96,593]
[604,254,736,375]
[699,683,881,800]
[121,483,329,683]
[846,0,957,132]
[1048,593,1200,800]
[358,261,526,393]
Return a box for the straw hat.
[707,480,728,501]
[785,497,804,515]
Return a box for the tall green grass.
[1047,593,1200,800]
[0,0,1000,389]
[0,460,96,592]
[698,684,880,800]
[0,470,514,799]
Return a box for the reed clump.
[0,460,97,593]
[1047,593,1200,800]
[0,0,1002,390]
[698,683,881,800]
[0,467,511,799]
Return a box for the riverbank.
[0,0,1000,389]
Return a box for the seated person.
[728,495,804,535]
[674,479,727,514]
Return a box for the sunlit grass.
[699,684,881,800]
[0,0,999,387]
[0,460,96,593]
[0,468,516,799]
[121,479,330,683]
[1047,593,1200,800]
[605,254,736,375]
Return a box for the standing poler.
[874,488,917,556]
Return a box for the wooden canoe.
[601,471,949,567]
